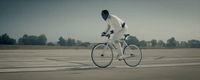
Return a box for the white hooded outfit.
[104,14,128,58]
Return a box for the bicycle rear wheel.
[91,43,113,68]
[123,44,142,67]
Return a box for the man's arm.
[101,24,111,36]
[104,24,111,33]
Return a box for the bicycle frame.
[92,34,142,68]
[91,34,142,68]
[102,34,129,55]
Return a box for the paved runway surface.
[0,49,200,80]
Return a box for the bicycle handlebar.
[101,34,110,38]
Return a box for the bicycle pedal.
[118,59,123,61]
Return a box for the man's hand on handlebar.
[110,30,114,34]
[101,30,114,37]
[101,32,106,36]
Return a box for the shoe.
[117,55,124,61]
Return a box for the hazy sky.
[0,0,200,43]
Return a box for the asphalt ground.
[0,49,199,80]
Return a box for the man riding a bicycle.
[101,10,128,60]
[91,10,142,68]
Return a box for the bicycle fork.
[100,43,109,57]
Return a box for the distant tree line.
[0,33,200,48]
[0,33,91,47]
[18,34,47,45]
[0,33,16,45]
[57,36,90,47]
[126,36,200,48]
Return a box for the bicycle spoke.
[91,43,113,68]
[123,44,142,67]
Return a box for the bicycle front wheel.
[91,43,113,68]
[123,44,142,67]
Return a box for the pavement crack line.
[0,62,200,73]
[68,61,91,66]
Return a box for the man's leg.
[112,29,127,60]
[114,41,124,60]
[112,32,124,60]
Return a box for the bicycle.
[91,33,142,68]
